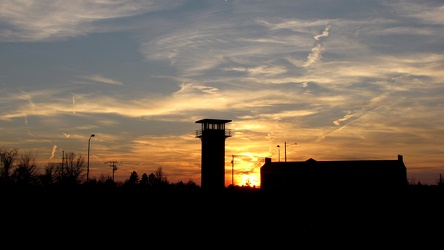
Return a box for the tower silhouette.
[195,118,232,191]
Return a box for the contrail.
[49,145,57,160]
[72,96,76,114]
[23,113,36,136]
[93,154,102,161]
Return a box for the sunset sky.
[1,0,444,186]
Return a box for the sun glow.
[228,153,263,187]
[240,173,260,187]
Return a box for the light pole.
[284,142,297,162]
[87,134,95,182]
[277,145,280,162]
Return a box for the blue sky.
[1,0,443,186]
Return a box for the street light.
[277,145,280,162]
[284,142,297,162]
[87,134,95,182]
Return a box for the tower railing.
[195,129,232,138]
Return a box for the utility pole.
[61,150,64,182]
[105,161,119,182]
[231,155,235,186]
[230,155,249,186]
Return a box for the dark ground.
[2,185,444,247]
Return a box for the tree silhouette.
[41,163,57,185]
[154,167,168,184]
[140,173,148,186]
[148,173,156,185]
[61,152,86,184]
[0,146,19,185]
[125,171,139,185]
[11,150,39,186]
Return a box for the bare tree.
[41,162,58,185]
[11,150,39,186]
[0,147,19,184]
[154,166,168,184]
[63,152,86,184]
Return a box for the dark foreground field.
[2,185,444,247]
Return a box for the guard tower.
[195,118,232,191]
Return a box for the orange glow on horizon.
[226,153,263,187]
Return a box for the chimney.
[398,154,403,162]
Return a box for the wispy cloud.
[314,25,331,41]
[386,2,444,25]
[303,44,323,67]
[81,75,123,86]
[333,113,353,126]
[0,0,187,42]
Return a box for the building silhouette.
[195,118,232,191]
[261,154,408,192]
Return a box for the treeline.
[0,146,204,194]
